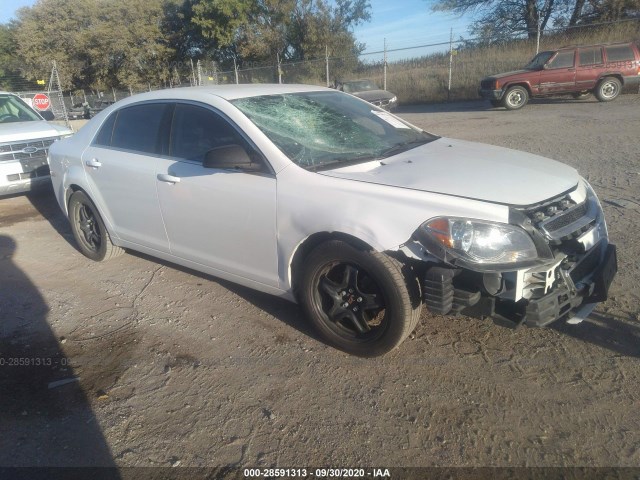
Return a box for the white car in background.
[0,91,72,196]
[48,85,616,356]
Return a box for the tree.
[13,0,179,90]
[429,0,640,41]
[0,23,22,90]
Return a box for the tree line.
[0,0,370,91]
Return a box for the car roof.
[556,41,635,51]
[111,84,331,106]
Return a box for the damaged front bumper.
[406,185,618,329]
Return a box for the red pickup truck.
[479,42,640,110]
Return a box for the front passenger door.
[156,103,279,287]
[538,50,577,94]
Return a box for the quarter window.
[111,103,170,155]
[547,51,575,69]
[579,47,603,66]
[93,112,117,146]
[169,104,245,163]
[605,45,635,62]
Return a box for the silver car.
[49,85,617,356]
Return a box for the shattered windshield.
[232,91,437,170]
[524,51,554,70]
[0,94,42,123]
[342,80,379,93]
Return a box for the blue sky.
[353,0,472,60]
[1,0,473,60]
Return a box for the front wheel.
[68,190,124,261]
[503,86,529,110]
[595,77,621,102]
[300,240,421,357]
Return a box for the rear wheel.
[595,77,621,102]
[68,190,124,262]
[503,86,529,110]
[300,240,421,357]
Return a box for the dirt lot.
[1,95,639,473]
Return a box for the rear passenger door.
[82,102,172,253]
[538,50,577,94]
[576,46,604,91]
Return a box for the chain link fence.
[3,18,638,113]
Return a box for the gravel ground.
[1,95,639,472]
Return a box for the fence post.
[325,45,330,87]
[383,38,387,91]
[447,28,453,102]
[233,57,239,84]
[277,53,282,84]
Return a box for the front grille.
[1,137,57,182]
[480,79,494,89]
[543,202,588,232]
[0,138,56,163]
[372,99,391,107]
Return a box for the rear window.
[579,47,603,66]
[605,45,635,62]
[111,104,169,155]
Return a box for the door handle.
[85,158,102,169]
[157,173,181,184]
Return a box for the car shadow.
[25,187,78,251]
[551,311,640,358]
[127,251,323,345]
[0,235,121,474]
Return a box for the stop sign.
[32,93,51,111]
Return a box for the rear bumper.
[478,88,504,100]
[622,75,640,87]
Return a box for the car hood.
[320,138,580,206]
[353,90,396,102]
[0,120,72,143]
[486,69,534,80]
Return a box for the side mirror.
[203,144,263,172]
[41,110,55,121]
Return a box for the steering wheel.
[0,114,18,122]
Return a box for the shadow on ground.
[0,234,120,474]
[551,311,640,358]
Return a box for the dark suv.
[479,42,640,110]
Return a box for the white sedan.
[49,84,616,356]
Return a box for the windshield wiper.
[380,139,429,158]
[305,155,379,172]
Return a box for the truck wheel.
[595,77,621,102]
[503,86,529,110]
[68,191,124,262]
[300,240,421,357]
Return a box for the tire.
[68,190,124,262]
[300,240,422,357]
[595,77,621,102]
[503,86,529,110]
[489,99,502,108]
[571,91,590,100]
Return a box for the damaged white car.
[49,85,617,356]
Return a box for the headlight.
[390,96,398,103]
[423,217,538,265]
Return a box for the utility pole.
[233,57,239,84]
[383,38,387,91]
[325,45,330,87]
[447,28,453,102]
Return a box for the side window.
[111,103,170,155]
[578,47,603,66]
[93,112,117,147]
[547,51,575,69]
[170,104,246,163]
[605,45,635,62]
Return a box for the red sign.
[32,93,51,111]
